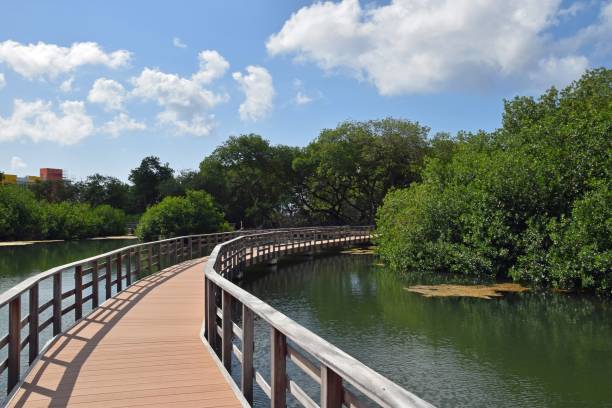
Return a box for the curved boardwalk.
[7,259,242,408]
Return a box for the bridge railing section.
[0,229,255,397]
[204,226,434,408]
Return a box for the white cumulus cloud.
[266,0,599,94]
[60,76,75,93]
[0,73,5,90]
[232,66,275,121]
[88,78,126,111]
[130,51,230,136]
[101,113,146,137]
[192,50,230,84]
[295,91,312,105]
[0,99,94,145]
[0,40,131,80]
[529,55,589,89]
[10,156,27,170]
[173,37,187,49]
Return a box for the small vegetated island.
[1,69,609,296]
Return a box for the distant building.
[40,168,63,181]
[1,169,61,186]
[1,174,17,185]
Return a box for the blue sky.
[0,0,610,180]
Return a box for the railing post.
[7,296,21,393]
[222,290,232,372]
[206,278,217,349]
[321,365,343,408]
[188,237,193,259]
[242,305,254,405]
[172,240,177,265]
[105,256,112,300]
[74,265,83,320]
[28,283,39,364]
[157,242,162,271]
[92,260,99,308]
[136,247,141,277]
[148,245,153,274]
[125,250,132,286]
[198,236,203,257]
[271,328,287,408]
[116,252,122,292]
[53,272,62,335]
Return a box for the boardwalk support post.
[321,365,343,408]
[75,265,83,320]
[271,327,287,408]
[7,296,21,393]
[53,272,62,335]
[28,283,39,364]
[241,305,254,405]
[222,290,232,372]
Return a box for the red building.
[40,168,63,181]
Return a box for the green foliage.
[136,190,230,240]
[294,118,430,224]
[129,156,174,213]
[0,185,126,241]
[376,68,612,293]
[0,186,46,240]
[199,134,300,227]
[75,174,131,210]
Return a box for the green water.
[240,252,612,408]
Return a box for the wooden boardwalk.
[7,259,243,408]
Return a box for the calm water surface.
[239,252,612,408]
[0,239,135,293]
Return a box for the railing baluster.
[242,305,254,404]
[75,265,83,320]
[7,296,21,392]
[53,272,62,335]
[271,327,287,408]
[321,365,343,408]
[28,283,39,364]
[188,237,193,259]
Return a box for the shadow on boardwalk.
[8,258,241,408]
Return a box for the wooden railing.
[0,230,253,397]
[204,226,434,408]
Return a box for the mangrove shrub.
[136,190,230,240]
[376,69,611,293]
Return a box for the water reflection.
[240,252,612,408]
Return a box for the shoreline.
[0,235,137,247]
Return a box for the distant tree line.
[1,68,608,295]
[0,186,125,240]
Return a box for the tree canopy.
[293,118,430,224]
[129,156,174,213]
[198,134,300,228]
